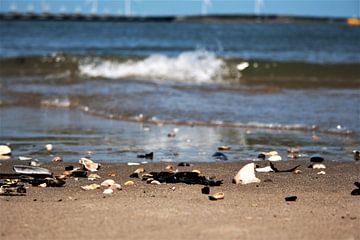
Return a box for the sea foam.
[79,50,227,83]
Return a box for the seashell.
[19,156,32,161]
[150,180,161,185]
[192,169,201,174]
[134,168,145,174]
[218,146,231,151]
[88,173,101,181]
[266,151,278,156]
[285,196,297,201]
[103,188,113,195]
[312,163,326,169]
[317,171,326,175]
[233,163,261,184]
[352,150,359,161]
[52,156,63,162]
[124,180,135,186]
[110,183,122,190]
[79,158,101,172]
[81,184,100,190]
[165,165,174,171]
[30,160,41,167]
[171,186,176,191]
[39,183,47,188]
[208,192,224,201]
[293,169,302,174]
[108,173,116,177]
[45,144,53,151]
[310,156,324,163]
[55,175,67,180]
[100,179,115,187]
[255,166,274,173]
[268,155,282,161]
[0,145,11,156]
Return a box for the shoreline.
[1,160,359,240]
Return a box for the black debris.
[353,150,360,161]
[285,196,297,201]
[212,152,228,161]
[148,171,223,186]
[178,162,191,167]
[137,152,153,159]
[65,165,74,171]
[129,173,140,178]
[310,156,324,163]
[201,186,210,194]
[257,153,266,160]
[270,162,301,173]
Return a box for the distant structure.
[201,0,212,16]
[87,0,98,15]
[41,0,50,14]
[254,0,264,15]
[125,0,132,16]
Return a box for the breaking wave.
[79,50,228,83]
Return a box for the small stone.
[201,186,210,194]
[293,169,302,174]
[30,160,41,167]
[285,196,297,202]
[171,186,176,191]
[39,183,47,188]
[45,144,53,151]
[165,165,174,171]
[311,163,326,169]
[108,173,116,177]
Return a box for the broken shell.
[100,179,115,187]
[81,184,100,190]
[317,171,326,175]
[266,151,278,156]
[165,165,174,171]
[233,163,261,184]
[88,173,101,181]
[39,183,47,188]
[134,168,145,174]
[0,145,11,156]
[124,180,135,186]
[19,156,32,161]
[79,158,101,172]
[52,156,63,162]
[312,163,326,169]
[293,169,302,174]
[208,192,224,201]
[353,150,360,161]
[150,180,161,185]
[103,188,113,195]
[218,146,231,151]
[45,144,53,151]
[268,155,282,161]
[192,169,201,174]
[110,183,122,190]
[255,166,274,173]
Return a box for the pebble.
[103,188,113,195]
[0,145,11,156]
[293,169,302,174]
[165,165,175,171]
[201,186,210,194]
[311,163,326,169]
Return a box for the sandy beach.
[1,160,359,240]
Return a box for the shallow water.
[0,20,359,162]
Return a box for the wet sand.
[0,160,359,240]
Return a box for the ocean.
[0,20,359,162]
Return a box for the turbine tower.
[254,0,264,15]
[201,0,212,16]
[125,0,132,17]
[87,0,98,15]
[41,0,50,13]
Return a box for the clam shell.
[134,168,145,174]
[124,180,135,186]
[268,155,282,161]
[0,145,11,156]
[110,183,122,190]
[209,192,224,200]
[103,188,114,195]
[81,184,100,190]
[233,163,261,184]
[150,180,161,185]
[100,179,115,187]
[79,158,101,172]
[312,163,326,169]
[192,169,201,174]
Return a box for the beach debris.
[218,146,231,151]
[88,173,101,181]
[317,171,326,175]
[310,156,324,163]
[268,155,282,162]
[150,180,161,185]
[147,171,223,186]
[108,173,116,177]
[0,145,12,156]
[101,179,115,187]
[255,166,274,173]
[165,165,175,171]
[178,162,192,167]
[351,182,360,196]
[124,180,135,186]
[0,179,26,196]
[353,150,360,161]
[65,165,74,171]
[134,168,145,174]
[127,162,140,166]
[192,169,201,174]
[81,183,100,191]
[39,183,47,188]
[110,183,122,190]
[293,169,302,174]
[103,188,113,195]
[201,186,210,194]
[212,152,228,161]
[13,165,52,176]
[30,159,41,167]
[137,152,153,159]
[19,156,32,161]
[269,162,301,173]
[287,147,300,159]
[233,163,260,184]
[309,163,326,169]
[52,156,63,162]
[208,192,225,201]
[285,196,297,202]
[70,169,88,178]
[237,62,249,71]
[79,158,101,172]
[45,144,53,151]
[257,153,266,160]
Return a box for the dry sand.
[1,160,359,240]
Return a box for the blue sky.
[0,0,358,18]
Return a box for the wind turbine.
[86,0,98,15]
[201,0,212,16]
[27,3,34,13]
[254,0,264,16]
[9,3,17,13]
[125,0,132,17]
[41,0,50,13]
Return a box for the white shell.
[127,162,140,166]
[255,166,274,173]
[81,184,100,190]
[19,156,32,161]
[0,145,11,156]
[79,158,100,172]
[317,171,326,175]
[150,180,161,185]
[100,179,115,187]
[45,144,53,151]
[110,183,122,190]
[312,163,326,169]
[233,163,261,184]
[268,155,282,161]
[103,188,114,194]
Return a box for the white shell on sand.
[100,179,115,187]
[103,188,114,195]
[150,180,161,185]
[110,183,122,190]
[0,145,11,156]
[317,171,326,175]
[127,162,140,166]
[255,166,274,173]
[19,156,32,161]
[233,163,261,184]
[268,155,282,161]
[79,158,101,172]
[312,163,326,169]
[45,144,53,151]
[124,180,135,186]
[81,184,100,191]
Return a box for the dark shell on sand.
[285,196,297,201]
[310,156,324,163]
[212,152,228,161]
